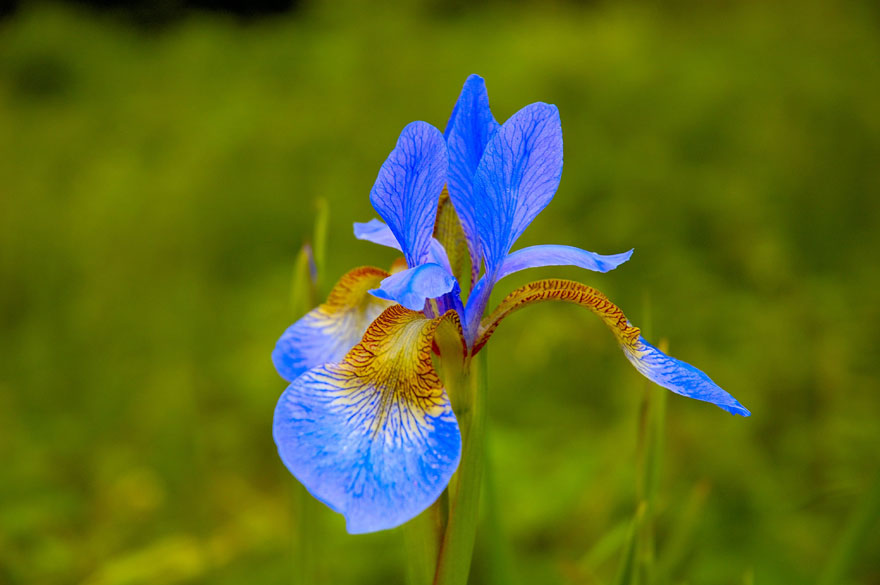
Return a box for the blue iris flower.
[272,75,749,534]
[356,76,634,346]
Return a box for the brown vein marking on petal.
[473,279,641,353]
[332,305,464,435]
[324,266,391,314]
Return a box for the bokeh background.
[2,1,879,583]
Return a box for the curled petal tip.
[724,402,751,417]
[370,263,457,311]
[609,248,635,270]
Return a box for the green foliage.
[1,1,879,584]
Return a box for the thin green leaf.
[655,481,710,583]
[289,244,316,317]
[312,198,329,294]
[579,520,629,573]
[817,469,880,585]
[614,502,646,585]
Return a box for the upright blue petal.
[473,103,563,273]
[370,263,457,311]
[497,245,634,280]
[444,74,500,279]
[370,122,448,267]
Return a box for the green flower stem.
[403,500,444,585]
[434,349,489,585]
[483,437,517,585]
[292,480,322,584]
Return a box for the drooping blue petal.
[370,122,448,266]
[370,263,457,311]
[273,306,462,533]
[444,74,500,279]
[353,218,402,251]
[624,336,751,417]
[272,267,390,382]
[473,102,563,273]
[497,245,634,280]
[471,278,750,417]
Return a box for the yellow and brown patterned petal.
[273,305,465,533]
[475,280,749,416]
[272,266,391,382]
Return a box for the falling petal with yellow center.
[273,305,466,533]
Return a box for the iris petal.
[273,306,463,533]
[354,218,452,275]
[498,245,634,280]
[473,102,563,273]
[475,279,749,416]
[272,266,390,382]
[353,219,402,251]
[462,275,491,344]
[625,336,751,416]
[369,121,448,266]
[370,263,457,311]
[444,74,499,281]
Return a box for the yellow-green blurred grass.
[1,1,879,584]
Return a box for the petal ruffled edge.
[272,266,391,382]
[273,305,465,533]
[475,279,750,416]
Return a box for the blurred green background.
[2,1,879,583]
